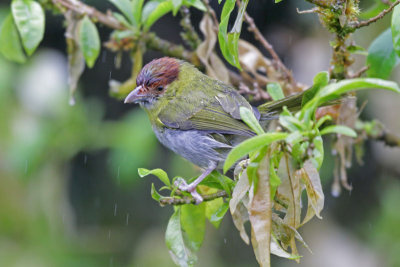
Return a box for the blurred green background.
[0,1,399,266]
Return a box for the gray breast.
[153,127,232,169]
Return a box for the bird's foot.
[174,178,203,204]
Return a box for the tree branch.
[160,190,228,205]
[243,12,295,87]
[52,0,125,30]
[52,0,202,66]
[352,0,400,29]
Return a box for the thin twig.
[296,7,319,14]
[52,0,202,66]
[159,190,229,205]
[202,0,219,31]
[243,12,294,86]
[53,0,125,30]
[348,65,369,78]
[352,0,400,29]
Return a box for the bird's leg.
[174,163,216,204]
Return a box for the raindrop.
[114,203,118,216]
[224,238,227,244]
[126,213,130,225]
[84,154,88,165]
[109,257,113,267]
[108,229,111,239]
[109,71,112,80]
[25,160,28,174]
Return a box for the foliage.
[0,0,400,267]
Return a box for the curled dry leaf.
[196,14,230,84]
[65,11,85,105]
[332,97,358,196]
[238,40,299,95]
[230,170,250,244]
[248,153,271,267]
[276,153,301,229]
[300,160,324,226]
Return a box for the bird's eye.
[157,86,164,92]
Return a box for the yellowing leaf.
[300,160,324,224]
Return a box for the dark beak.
[124,85,146,104]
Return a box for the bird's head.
[124,57,181,108]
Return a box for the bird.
[124,57,305,203]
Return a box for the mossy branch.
[160,190,229,205]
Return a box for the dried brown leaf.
[232,201,250,245]
[276,154,301,229]
[249,153,271,267]
[196,14,230,84]
[300,160,324,225]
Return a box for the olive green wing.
[158,100,255,136]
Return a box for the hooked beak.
[124,85,146,104]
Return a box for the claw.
[174,178,204,204]
[173,163,216,205]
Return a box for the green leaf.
[360,0,394,19]
[269,157,281,199]
[240,107,264,135]
[143,0,174,30]
[367,28,400,79]
[199,171,234,192]
[0,14,26,63]
[183,0,206,11]
[224,132,287,173]
[218,0,248,69]
[301,71,329,106]
[205,196,224,228]
[275,0,283,3]
[347,44,368,56]
[113,12,133,28]
[11,0,44,56]
[132,0,145,25]
[312,135,323,170]
[151,183,162,201]
[165,208,197,267]
[267,82,284,101]
[172,0,183,15]
[181,204,206,251]
[392,5,400,57]
[316,77,400,104]
[79,16,100,68]
[209,201,229,227]
[320,125,357,137]
[109,0,136,26]
[138,168,170,186]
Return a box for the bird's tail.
[257,90,306,120]
[257,87,342,120]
